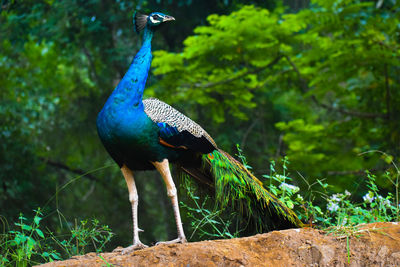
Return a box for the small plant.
[0,209,113,266]
[236,144,252,170]
[98,254,114,267]
[0,208,61,267]
[180,179,241,240]
[51,218,114,257]
[262,156,302,209]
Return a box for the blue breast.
[97,102,166,169]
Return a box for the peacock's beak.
[163,15,175,22]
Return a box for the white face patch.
[149,16,160,24]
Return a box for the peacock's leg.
[117,164,148,254]
[152,159,187,245]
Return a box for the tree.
[151,1,400,192]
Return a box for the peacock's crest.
[133,12,148,33]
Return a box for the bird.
[96,11,302,254]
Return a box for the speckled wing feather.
[143,98,217,152]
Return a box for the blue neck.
[111,26,154,108]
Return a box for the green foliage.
[151,6,282,122]
[151,1,400,193]
[0,209,61,267]
[0,208,113,266]
[260,153,400,228]
[52,218,114,257]
[262,156,302,210]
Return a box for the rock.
[36,222,400,267]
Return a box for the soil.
[38,222,400,267]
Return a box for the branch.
[284,55,386,119]
[275,133,284,158]
[384,63,391,120]
[43,158,100,182]
[327,168,382,176]
[241,118,259,150]
[284,55,309,93]
[42,158,122,199]
[327,170,368,176]
[187,55,283,89]
[316,101,386,119]
[82,46,101,86]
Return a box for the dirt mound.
[38,222,400,267]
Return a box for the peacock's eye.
[152,14,160,20]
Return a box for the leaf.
[51,252,61,260]
[34,216,42,226]
[21,224,32,231]
[383,154,393,164]
[35,228,44,238]
[286,200,294,209]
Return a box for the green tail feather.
[201,149,303,231]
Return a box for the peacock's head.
[134,12,175,34]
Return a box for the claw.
[113,242,148,254]
[156,236,187,246]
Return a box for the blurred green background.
[1,0,399,250]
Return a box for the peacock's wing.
[143,98,217,154]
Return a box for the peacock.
[96,11,302,254]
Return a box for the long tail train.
[181,149,303,233]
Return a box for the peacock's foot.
[156,236,187,246]
[113,242,148,254]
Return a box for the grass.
[0,163,116,266]
[0,208,113,266]
[180,178,241,240]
